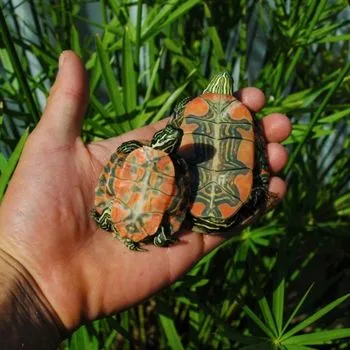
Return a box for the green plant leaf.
[283,329,350,345]
[0,153,7,173]
[281,284,315,335]
[0,7,40,123]
[106,315,132,344]
[281,293,350,341]
[258,297,278,337]
[204,3,225,66]
[69,325,97,350]
[71,24,82,56]
[242,305,275,339]
[120,311,131,350]
[95,35,126,129]
[122,26,137,117]
[141,0,201,42]
[319,108,350,124]
[0,128,29,202]
[286,60,350,173]
[150,69,197,123]
[157,303,184,350]
[272,278,285,336]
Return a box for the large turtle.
[178,72,269,232]
[91,106,191,251]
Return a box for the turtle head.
[151,125,183,154]
[203,72,234,95]
[151,99,188,153]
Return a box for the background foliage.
[1,0,350,348]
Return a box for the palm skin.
[0,51,291,332]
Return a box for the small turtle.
[178,72,269,232]
[91,105,190,251]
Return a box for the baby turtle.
[178,72,269,232]
[92,106,190,251]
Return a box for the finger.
[269,176,287,204]
[267,143,289,173]
[261,113,292,143]
[38,50,88,144]
[235,87,265,112]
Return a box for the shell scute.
[191,201,206,217]
[218,202,238,218]
[184,97,209,117]
[236,139,255,169]
[233,172,253,203]
[228,102,253,120]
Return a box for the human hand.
[0,51,291,345]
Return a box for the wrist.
[0,248,67,349]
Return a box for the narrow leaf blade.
[281,293,350,341]
[0,128,29,202]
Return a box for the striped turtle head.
[151,99,188,154]
[203,72,234,95]
[151,124,183,154]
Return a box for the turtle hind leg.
[153,227,178,247]
[109,226,146,252]
[123,238,147,252]
[248,171,270,209]
[246,117,270,210]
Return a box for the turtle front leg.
[91,205,113,231]
[90,208,101,222]
[153,227,178,247]
[117,140,143,154]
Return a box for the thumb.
[38,50,89,144]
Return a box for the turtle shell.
[94,142,190,245]
[94,143,133,216]
[178,73,269,232]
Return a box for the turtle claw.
[90,208,100,221]
[153,230,177,247]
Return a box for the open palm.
[0,51,291,331]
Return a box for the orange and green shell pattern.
[178,72,269,232]
[92,117,190,251]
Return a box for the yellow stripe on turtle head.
[203,72,234,95]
